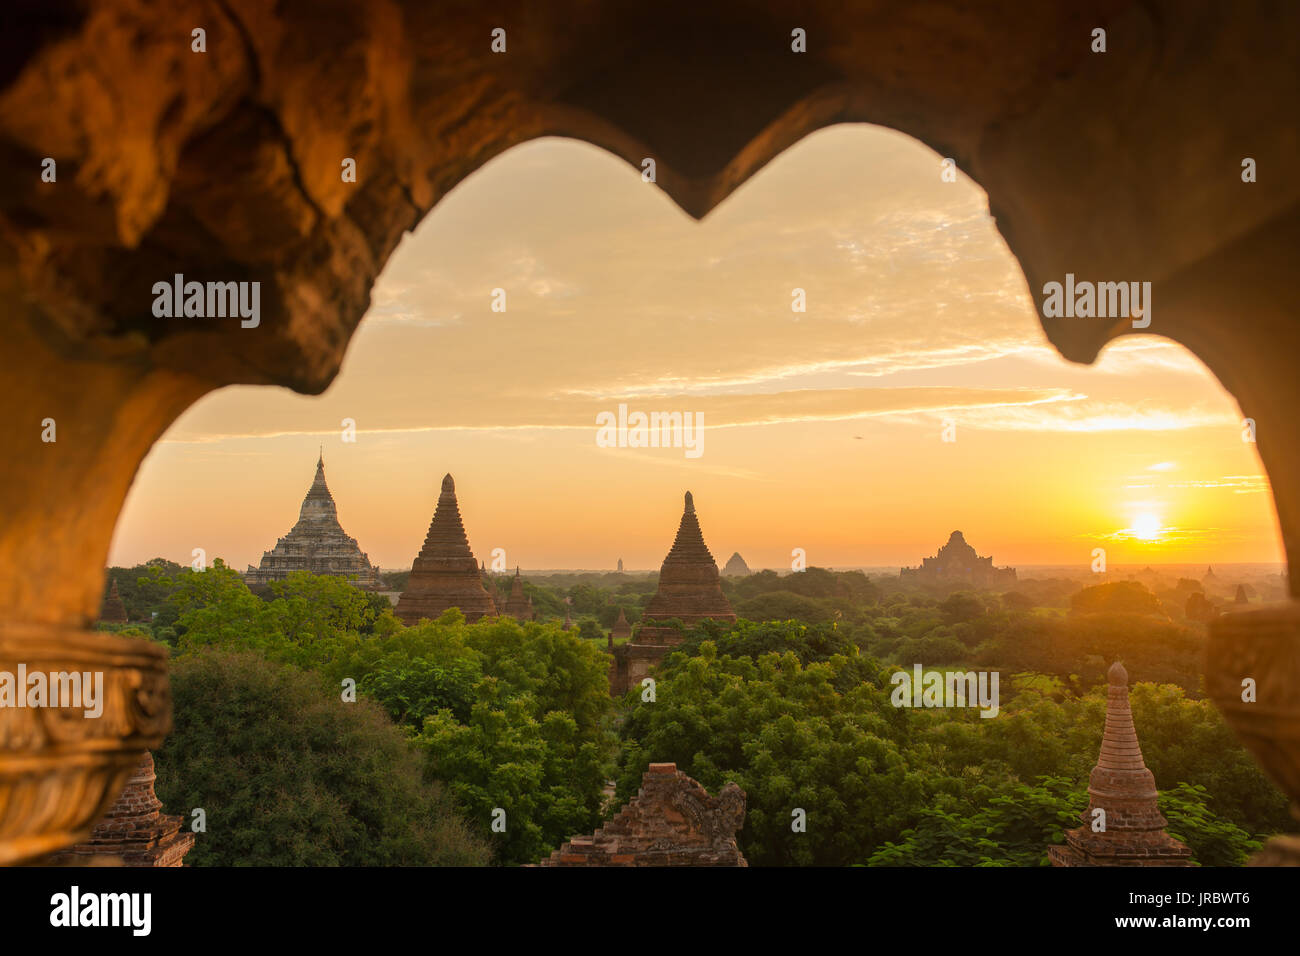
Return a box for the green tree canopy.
[156,648,489,867]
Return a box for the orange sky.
[110,125,1283,572]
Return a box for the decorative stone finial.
[441,473,455,493]
[1108,660,1128,686]
[684,490,695,514]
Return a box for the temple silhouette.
[901,530,1016,589]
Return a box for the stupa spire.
[504,565,532,621]
[244,452,382,588]
[1048,662,1192,866]
[611,606,632,641]
[639,490,736,629]
[395,473,497,623]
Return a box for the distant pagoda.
[610,607,632,642]
[901,530,1016,589]
[610,491,735,695]
[722,552,751,576]
[1048,662,1193,867]
[245,452,382,589]
[502,567,534,622]
[99,578,128,623]
[395,474,498,624]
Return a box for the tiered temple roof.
[244,453,383,588]
[642,491,736,625]
[900,530,1016,589]
[722,551,752,576]
[610,492,734,695]
[1048,662,1193,866]
[395,474,498,624]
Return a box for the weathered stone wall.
[539,763,746,866]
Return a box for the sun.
[1131,513,1163,541]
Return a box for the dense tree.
[156,649,489,867]
[616,644,928,866]
[674,619,860,667]
[865,777,1260,866]
[132,561,1282,867]
[1071,580,1166,617]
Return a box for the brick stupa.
[502,567,534,622]
[1048,662,1193,866]
[538,763,746,866]
[99,578,128,623]
[610,607,632,642]
[396,474,498,624]
[609,491,735,694]
[46,752,195,867]
[245,452,383,588]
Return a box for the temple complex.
[99,578,128,623]
[395,474,498,624]
[244,453,383,589]
[609,491,736,695]
[722,552,751,576]
[1048,662,1193,867]
[45,753,195,867]
[537,763,746,867]
[901,530,1017,589]
[502,568,534,622]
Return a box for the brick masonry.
[539,763,747,866]
[45,751,195,867]
[1049,662,1193,866]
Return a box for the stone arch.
[1,0,1297,863]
